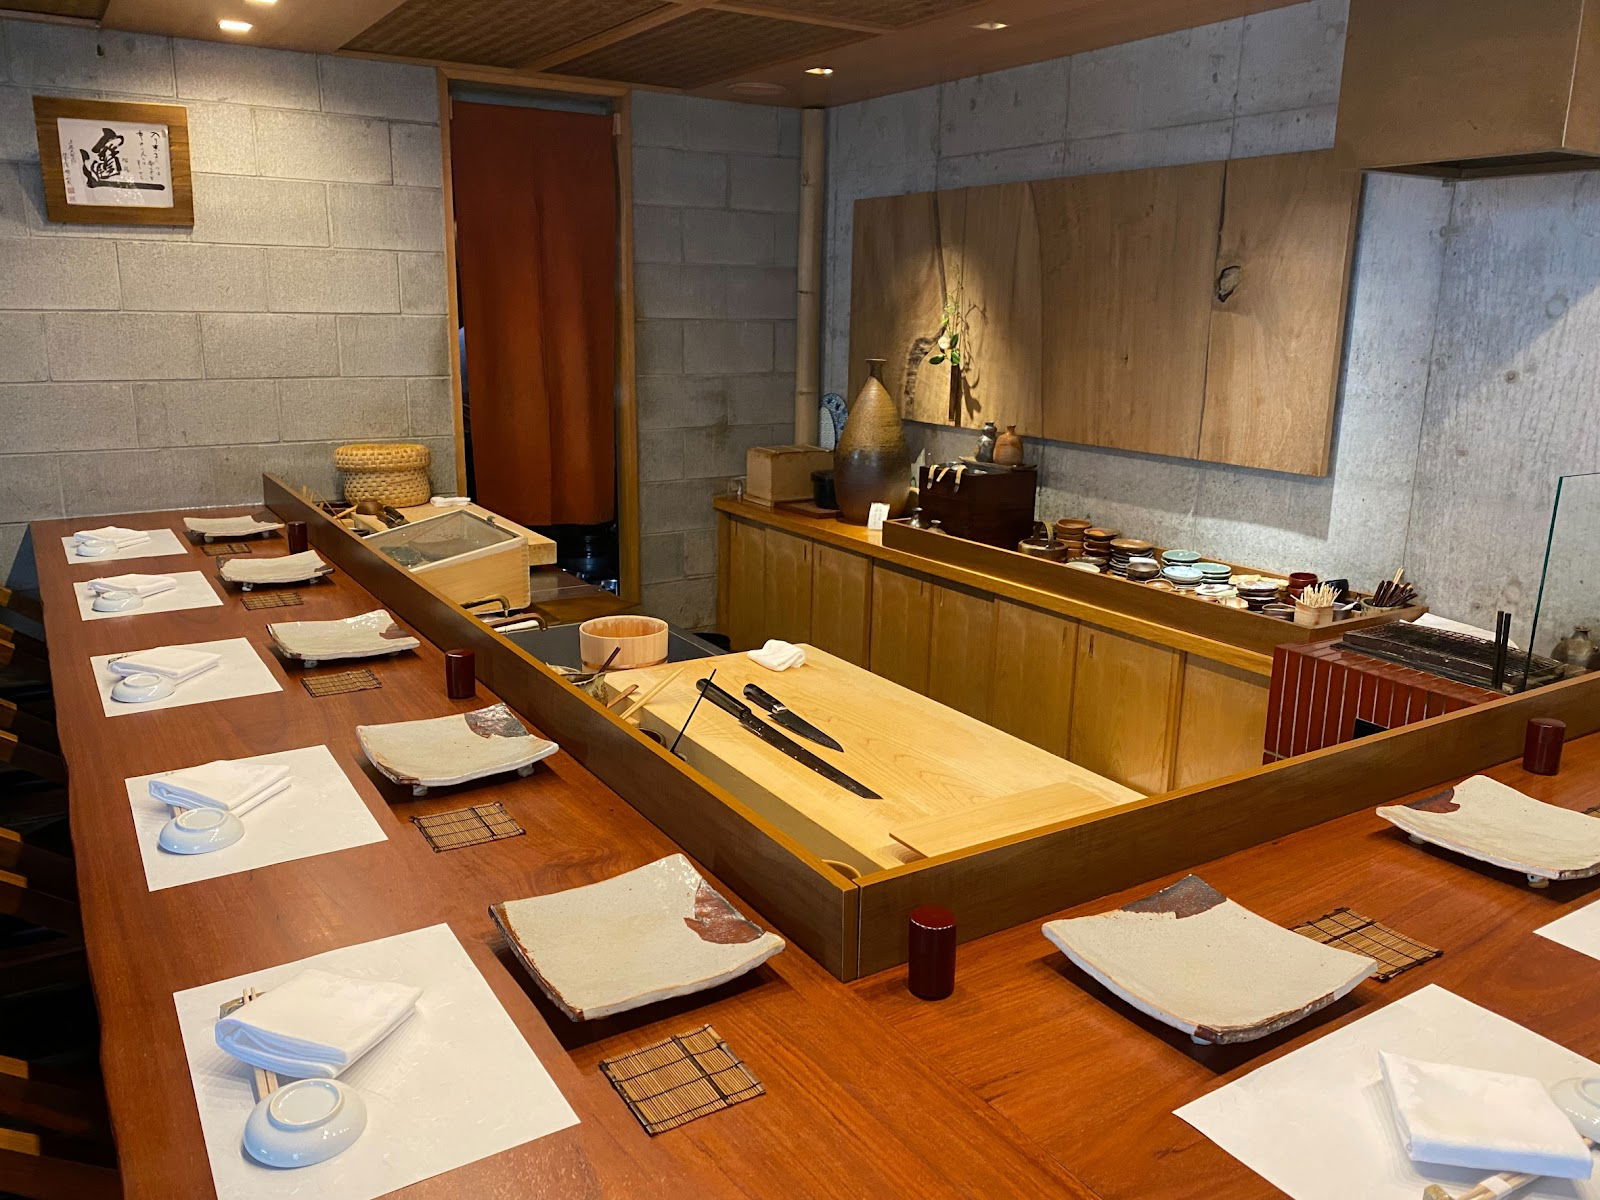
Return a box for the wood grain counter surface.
[851,730,1600,1199]
[33,508,1098,1200]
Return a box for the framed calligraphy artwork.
[32,97,194,227]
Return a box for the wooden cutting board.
[603,647,1142,872]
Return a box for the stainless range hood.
[1337,0,1600,178]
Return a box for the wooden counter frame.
[270,476,1600,982]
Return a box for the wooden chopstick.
[1423,1137,1596,1200]
[618,668,686,722]
[239,988,279,1101]
[605,684,639,711]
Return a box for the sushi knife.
[694,679,879,799]
[741,684,843,752]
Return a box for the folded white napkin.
[215,968,422,1079]
[1380,1051,1593,1178]
[75,526,150,548]
[107,646,222,683]
[149,760,290,816]
[748,639,806,672]
[89,573,177,598]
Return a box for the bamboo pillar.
[794,107,824,445]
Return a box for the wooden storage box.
[746,445,834,507]
[365,509,531,610]
[916,465,1038,549]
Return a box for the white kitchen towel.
[89,573,178,598]
[76,526,150,548]
[107,645,222,683]
[149,760,292,817]
[214,968,421,1080]
[748,639,806,671]
[1380,1052,1593,1178]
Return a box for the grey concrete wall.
[0,18,449,592]
[824,0,1600,643]
[631,92,799,627]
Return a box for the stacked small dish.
[1197,562,1232,587]
[1083,527,1118,560]
[1053,518,1091,559]
[1196,583,1239,602]
[1162,564,1203,591]
[1161,549,1200,569]
[1108,537,1153,578]
[1232,575,1283,611]
[1125,556,1162,582]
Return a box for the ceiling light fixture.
[245,0,277,5]
[728,81,786,95]
[218,18,253,32]
[974,21,1009,30]
[805,66,834,76]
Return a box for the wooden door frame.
[435,67,641,607]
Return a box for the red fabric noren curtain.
[450,101,618,527]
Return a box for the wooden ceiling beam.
[519,0,718,72]
[709,2,897,35]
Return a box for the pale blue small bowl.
[243,1078,368,1169]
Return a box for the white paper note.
[73,571,222,622]
[1175,985,1600,1200]
[1537,898,1600,962]
[174,924,579,1200]
[89,636,282,716]
[126,745,386,891]
[60,527,187,563]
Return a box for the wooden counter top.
[32,507,1097,1199]
[852,731,1600,1199]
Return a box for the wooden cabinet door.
[1069,623,1181,793]
[1174,658,1271,788]
[1199,150,1362,476]
[989,600,1077,757]
[810,543,872,666]
[869,564,934,693]
[927,582,995,721]
[1036,162,1224,459]
[725,518,766,651]
[762,529,813,646]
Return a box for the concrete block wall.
[824,0,1600,639]
[0,18,449,592]
[631,91,800,628]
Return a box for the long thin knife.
[742,684,843,752]
[695,680,879,799]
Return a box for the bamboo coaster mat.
[1291,908,1441,982]
[300,668,381,698]
[412,803,524,852]
[200,541,253,557]
[600,1025,762,1135]
[240,590,303,611]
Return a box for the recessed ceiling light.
[245,0,277,5]
[218,18,253,32]
[805,66,834,76]
[974,21,1009,30]
[728,81,786,95]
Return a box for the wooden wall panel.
[927,582,995,721]
[1036,162,1224,459]
[726,518,767,651]
[810,543,872,666]
[869,564,934,692]
[989,600,1077,756]
[1173,657,1271,788]
[1199,150,1363,475]
[763,528,814,645]
[1069,623,1180,792]
[849,192,947,423]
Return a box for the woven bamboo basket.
[334,442,432,506]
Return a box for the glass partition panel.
[1524,470,1600,690]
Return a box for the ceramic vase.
[835,359,912,524]
[976,421,998,463]
[994,424,1024,466]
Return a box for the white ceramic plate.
[269,609,420,666]
[357,704,557,794]
[185,515,284,540]
[219,552,334,588]
[491,853,785,1020]
[1042,874,1375,1044]
[1378,774,1600,885]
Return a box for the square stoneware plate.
[490,853,786,1021]
[184,514,284,540]
[1042,875,1376,1045]
[358,703,557,794]
[1377,774,1600,886]
[268,608,421,665]
[219,551,334,588]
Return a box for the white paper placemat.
[126,745,386,891]
[174,924,579,1200]
[1537,898,1600,961]
[73,572,223,622]
[1175,985,1600,1200]
[60,528,187,563]
[89,637,282,717]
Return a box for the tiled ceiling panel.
[774,0,981,27]
[344,0,670,69]
[6,0,107,17]
[550,9,867,89]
